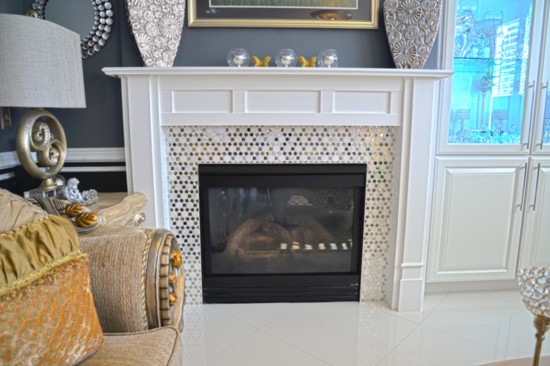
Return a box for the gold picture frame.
[188,0,379,29]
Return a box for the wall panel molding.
[0,151,18,170]
[67,148,125,163]
[0,148,125,170]
[0,148,126,187]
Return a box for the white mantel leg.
[121,75,169,229]
[390,78,440,311]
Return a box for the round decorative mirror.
[28,0,114,59]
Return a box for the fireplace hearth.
[200,164,366,303]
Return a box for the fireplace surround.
[104,67,452,311]
[164,124,395,305]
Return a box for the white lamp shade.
[0,14,86,108]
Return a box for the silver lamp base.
[16,108,68,191]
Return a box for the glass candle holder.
[317,49,339,68]
[227,48,250,67]
[275,49,297,67]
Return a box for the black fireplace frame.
[199,164,367,303]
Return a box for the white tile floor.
[181,290,550,366]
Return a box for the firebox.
[199,164,366,303]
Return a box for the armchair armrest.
[79,226,184,334]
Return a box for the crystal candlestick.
[317,49,339,68]
[518,267,550,366]
[275,49,297,67]
[227,48,250,67]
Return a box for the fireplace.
[104,67,452,311]
[199,164,366,303]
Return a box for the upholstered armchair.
[0,189,184,366]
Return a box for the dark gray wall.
[1,0,439,153]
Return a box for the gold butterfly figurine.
[298,56,317,67]
[252,56,271,67]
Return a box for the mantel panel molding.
[105,67,449,129]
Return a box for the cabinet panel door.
[428,158,527,282]
[520,158,550,267]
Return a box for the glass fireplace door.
[206,186,356,275]
[199,164,366,303]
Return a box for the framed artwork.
[188,0,379,29]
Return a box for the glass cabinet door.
[541,88,550,148]
[439,0,544,153]
[533,0,550,153]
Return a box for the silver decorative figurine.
[64,177,98,205]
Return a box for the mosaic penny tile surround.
[165,125,398,305]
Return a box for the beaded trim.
[140,229,155,330]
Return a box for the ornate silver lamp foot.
[533,315,549,366]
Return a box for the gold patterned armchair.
[0,189,184,366]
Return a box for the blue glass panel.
[544,91,550,145]
[449,0,533,144]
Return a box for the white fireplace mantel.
[104,67,452,311]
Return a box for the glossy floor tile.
[182,291,549,366]
[378,324,507,366]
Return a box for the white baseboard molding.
[425,279,517,293]
[0,148,125,171]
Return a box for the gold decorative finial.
[170,249,183,268]
[65,203,85,217]
[169,293,177,306]
[75,212,98,227]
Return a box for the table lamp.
[0,14,86,196]
[518,267,550,366]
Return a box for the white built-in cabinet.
[428,158,525,281]
[428,0,550,284]
[520,158,550,267]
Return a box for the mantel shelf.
[104,66,452,79]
